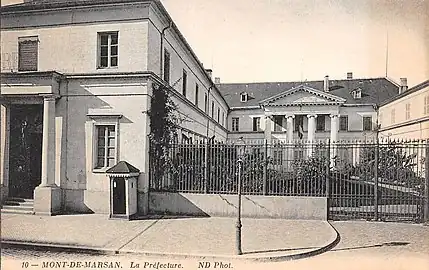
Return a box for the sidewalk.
[0,213,339,262]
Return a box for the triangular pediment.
[259,85,346,106]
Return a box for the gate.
[329,140,428,222]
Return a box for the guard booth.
[106,161,140,220]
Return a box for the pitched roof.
[106,161,140,174]
[380,79,429,106]
[218,78,399,108]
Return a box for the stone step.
[5,197,34,203]
[1,204,34,211]
[3,200,34,206]
[0,208,34,215]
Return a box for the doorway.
[112,177,126,215]
[9,104,43,199]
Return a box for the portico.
[0,71,62,215]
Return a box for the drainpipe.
[160,21,173,80]
[204,84,214,193]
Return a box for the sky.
[161,0,428,87]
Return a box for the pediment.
[260,85,345,106]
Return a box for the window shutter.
[18,40,38,71]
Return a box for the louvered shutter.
[18,40,38,71]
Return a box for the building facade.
[378,79,429,140]
[0,0,228,215]
[0,0,410,216]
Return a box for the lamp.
[235,136,246,255]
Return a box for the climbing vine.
[148,83,179,188]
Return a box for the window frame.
[294,115,304,132]
[391,109,396,124]
[232,117,239,132]
[97,32,119,69]
[273,115,283,132]
[425,96,429,115]
[92,121,119,172]
[18,36,39,72]
[316,115,325,131]
[252,117,261,132]
[363,116,373,131]
[204,93,208,113]
[195,83,199,107]
[339,116,348,131]
[405,103,411,120]
[211,101,215,119]
[163,49,170,84]
[182,69,187,97]
[240,93,248,102]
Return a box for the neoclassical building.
[220,74,400,144]
[0,0,405,216]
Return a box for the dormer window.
[352,88,362,99]
[240,92,248,102]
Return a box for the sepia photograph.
[0,0,428,269]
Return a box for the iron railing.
[149,139,429,222]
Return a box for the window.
[195,84,199,106]
[253,117,261,131]
[204,94,208,113]
[391,109,396,124]
[222,112,225,127]
[98,32,118,68]
[96,125,116,168]
[18,36,38,71]
[163,49,170,83]
[274,115,283,131]
[363,116,372,131]
[352,89,362,99]
[182,69,187,96]
[240,92,248,102]
[316,115,325,131]
[425,96,429,115]
[294,115,304,132]
[339,116,348,131]
[232,117,239,132]
[273,150,283,165]
[211,102,215,118]
[405,103,411,120]
[217,108,220,122]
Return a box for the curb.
[1,221,340,263]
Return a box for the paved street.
[2,220,428,270]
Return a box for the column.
[1,104,10,202]
[307,114,317,157]
[330,114,339,167]
[264,113,273,157]
[40,96,57,187]
[285,115,294,170]
[34,95,61,215]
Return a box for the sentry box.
[106,161,139,220]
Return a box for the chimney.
[214,77,221,84]
[347,72,353,79]
[205,69,212,79]
[399,78,408,94]
[324,75,329,92]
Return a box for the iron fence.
[149,139,429,222]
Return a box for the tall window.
[98,32,118,68]
[339,116,348,131]
[316,115,325,131]
[425,95,429,115]
[211,102,215,118]
[222,112,225,127]
[18,36,38,71]
[274,115,283,131]
[363,116,372,131]
[294,115,304,131]
[405,103,411,120]
[204,93,208,113]
[163,49,170,84]
[195,84,199,106]
[96,125,116,168]
[182,69,187,96]
[217,108,220,122]
[391,109,396,124]
[232,117,239,132]
[253,117,261,131]
[240,93,248,102]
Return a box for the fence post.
[263,140,268,195]
[325,140,331,219]
[374,139,379,221]
[424,140,429,223]
[204,139,209,193]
